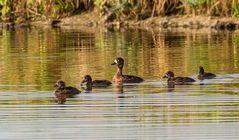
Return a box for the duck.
[80,75,112,90]
[54,80,81,104]
[197,66,216,80]
[163,71,195,85]
[111,57,144,83]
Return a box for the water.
[0,27,239,139]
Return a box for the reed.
[0,0,239,22]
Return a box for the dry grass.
[1,0,239,22]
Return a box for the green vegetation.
[1,0,239,22]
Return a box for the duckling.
[111,57,144,83]
[80,75,112,90]
[54,80,81,104]
[163,71,195,85]
[197,66,216,80]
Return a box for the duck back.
[123,75,144,83]
[92,80,112,87]
[59,86,81,98]
[203,72,216,79]
[174,76,195,84]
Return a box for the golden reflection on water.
[0,27,238,91]
[0,27,239,139]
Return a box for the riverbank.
[1,0,239,30]
[27,11,239,31]
[1,10,239,31]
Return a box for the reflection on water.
[0,27,239,139]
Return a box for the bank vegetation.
[1,0,239,29]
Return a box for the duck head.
[54,80,66,90]
[163,71,175,79]
[111,57,124,69]
[81,75,93,85]
[198,66,204,75]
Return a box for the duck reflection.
[114,83,124,95]
[167,80,175,92]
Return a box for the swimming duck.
[111,57,144,83]
[81,75,112,90]
[54,80,81,104]
[163,71,195,84]
[197,66,216,80]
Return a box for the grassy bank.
[1,0,239,23]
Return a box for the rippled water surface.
[0,27,239,139]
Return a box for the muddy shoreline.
[1,12,239,31]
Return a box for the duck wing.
[63,86,81,97]
[183,77,196,82]
[174,76,195,84]
[123,75,144,83]
[92,80,112,87]
[203,72,216,79]
[173,77,185,83]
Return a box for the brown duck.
[163,71,195,85]
[197,66,216,80]
[54,80,81,104]
[81,75,112,90]
[111,57,144,83]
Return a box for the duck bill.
[80,80,86,85]
[111,62,117,65]
[162,75,168,78]
[111,59,118,65]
